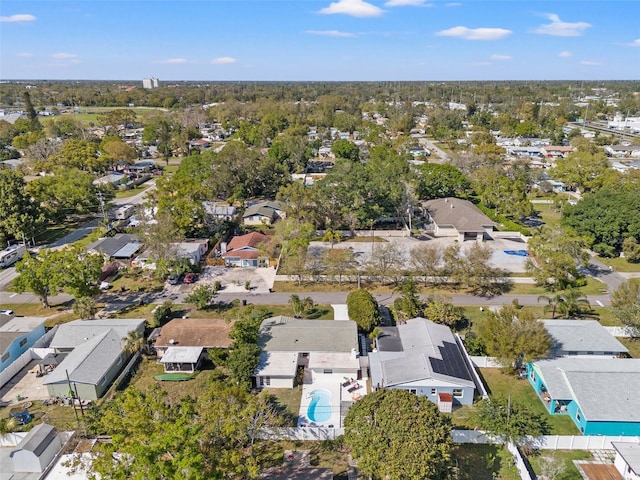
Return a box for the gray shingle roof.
[423,198,496,233]
[258,316,358,353]
[540,319,628,355]
[534,358,640,422]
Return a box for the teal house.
[527,358,640,436]
[0,315,47,374]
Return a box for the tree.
[57,246,104,298]
[474,397,550,446]
[623,237,640,263]
[611,280,640,336]
[550,151,609,193]
[344,389,453,480]
[538,288,590,319]
[72,296,98,319]
[393,276,423,321]
[478,306,551,370]
[122,330,145,355]
[28,168,102,218]
[185,284,216,310]
[0,169,43,245]
[526,226,588,291]
[331,139,360,161]
[150,300,173,328]
[461,242,505,295]
[347,289,381,332]
[415,163,470,200]
[423,297,465,328]
[14,251,65,308]
[410,244,443,286]
[323,248,356,285]
[367,242,405,285]
[226,342,261,390]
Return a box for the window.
[530,370,536,382]
[453,389,463,398]
[431,388,437,395]
[101,376,108,386]
[19,338,28,347]
[1,352,9,363]
[409,389,417,395]
[576,410,582,421]
[260,376,270,386]
[323,369,333,374]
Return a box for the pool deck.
[297,373,367,428]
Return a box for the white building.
[142,77,159,89]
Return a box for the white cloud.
[0,14,36,23]
[436,26,512,41]
[306,30,357,37]
[490,54,511,60]
[626,38,640,47]
[581,60,601,66]
[211,57,237,64]
[153,58,188,64]
[533,14,591,37]
[50,52,78,59]
[558,50,572,57]
[319,0,384,17]
[445,2,462,6]
[17,52,33,57]
[385,0,432,7]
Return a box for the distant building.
[142,77,159,89]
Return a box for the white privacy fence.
[469,356,503,368]
[507,441,535,480]
[536,435,640,450]
[261,427,345,441]
[603,326,636,338]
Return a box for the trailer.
[0,244,27,268]
[115,204,136,220]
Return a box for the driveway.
[199,266,276,293]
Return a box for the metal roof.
[50,318,145,349]
[159,346,203,364]
[612,442,640,475]
[11,424,58,456]
[112,242,143,259]
[541,319,628,355]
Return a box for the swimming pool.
[307,389,332,423]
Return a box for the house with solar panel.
[368,318,477,410]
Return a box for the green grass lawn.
[478,368,579,435]
[596,257,640,273]
[620,337,640,358]
[264,386,303,427]
[527,450,592,480]
[453,444,521,480]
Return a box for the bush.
[347,289,381,332]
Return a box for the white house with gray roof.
[526,358,640,435]
[540,319,629,357]
[423,198,496,242]
[369,318,476,406]
[44,318,145,400]
[254,316,359,389]
[613,442,640,480]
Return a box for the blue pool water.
[307,389,332,423]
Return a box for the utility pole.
[97,191,108,224]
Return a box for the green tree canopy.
[415,163,470,200]
[344,389,453,480]
[611,280,640,336]
[478,306,551,370]
[0,169,43,245]
[474,397,550,446]
[347,288,381,332]
[331,139,360,161]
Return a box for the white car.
[0,309,15,316]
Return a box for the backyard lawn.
[478,368,579,435]
[453,444,520,480]
[526,450,592,480]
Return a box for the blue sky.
[1,1,639,81]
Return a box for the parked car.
[167,274,182,285]
[0,309,15,316]
[183,273,198,284]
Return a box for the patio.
[0,360,51,407]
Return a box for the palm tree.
[539,289,591,319]
[0,417,18,443]
[73,296,98,319]
[123,330,145,355]
[538,293,562,319]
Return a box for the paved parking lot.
[308,233,530,274]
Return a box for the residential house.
[612,442,640,480]
[154,317,233,360]
[43,318,145,400]
[526,358,640,435]
[606,144,640,158]
[369,318,476,407]
[542,145,575,158]
[242,200,287,226]
[203,202,237,221]
[423,197,496,242]
[222,231,269,267]
[10,424,62,473]
[254,316,360,389]
[87,233,143,262]
[541,319,628,358]
[0,314,47,373]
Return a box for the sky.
[1,0,639,81]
